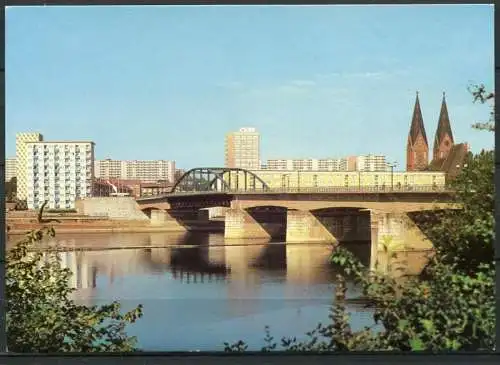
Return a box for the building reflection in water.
[39,250,97,305]
[34,232,431,313]
[284,244,334,285]
[35,231,189,250]
[16,231,437,352]
[39,251,97,291]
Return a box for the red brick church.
[406,91,469,179]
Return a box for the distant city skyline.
[94,158,176,183]
[6,5,494,168]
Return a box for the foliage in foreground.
[468,83,495,132]
[6,228,143,352]
[225,252,494,352]
[224,86,495,352]
[417,149,494,274]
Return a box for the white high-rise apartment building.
[94,159,176,183]
[94,159,123,179]
[225,127,260,170]
[356,154,389,172]
[264,156,388,172]
[26,141,95,210]
[265,158,349,171]
[16,132,44,200]
[5,158,16,182]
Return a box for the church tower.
[406,92,429,171]
[433,92,454,161]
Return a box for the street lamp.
[297,170,300,192]
[388,162,398,191]
[282,174,290,191]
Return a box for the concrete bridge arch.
[230,199,450,213]
[141,206,162,219]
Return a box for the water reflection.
[40,251,97,291]
[8,232,431,351]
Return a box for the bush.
[6,228,143,352]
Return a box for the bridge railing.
[163,184,453,196]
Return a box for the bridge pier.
[149,209,200,231]
[286,210,338,243]
[224,208,272,239]
[369,210,432,273]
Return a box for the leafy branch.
[7,228,143,352]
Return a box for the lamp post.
[282,174,290,191]
[297,170,300,192]
[388,162,398,191]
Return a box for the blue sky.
[6,5,494,170]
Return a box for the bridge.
[135,167,457,269]
[138,167,452,207]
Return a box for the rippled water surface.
[7,231,430,351]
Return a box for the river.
[7,231,430,351]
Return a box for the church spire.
[406,91,430,171]
[408,91,428,146]
[433,92,454,158]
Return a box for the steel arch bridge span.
[171,167,270,193]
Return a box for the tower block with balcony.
[406,92,429,171]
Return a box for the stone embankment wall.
[7,219,152,234]
[75,197,149,221]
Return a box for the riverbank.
[8,225,223,235]
[9,239,321,252]
[6,211,224,235]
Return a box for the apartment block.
[5,158,16,182]
[317,158,348,171]
[265,158,349,171]
[94,159,176,183]
[356,154,389,172]
[346,156,357,171]
[26,141,95,209]
[225,127,260,170]
[16,132,44,200]
[94,159,124,179]
[264,155,389,172]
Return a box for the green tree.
[416,150,494,274]
[6,228,143,352]
[468,83,495,131]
